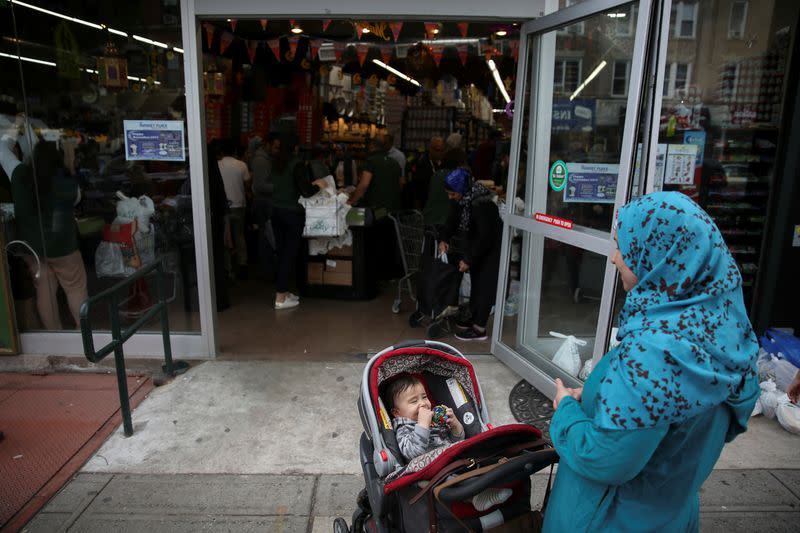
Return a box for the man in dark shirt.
[409,136,445,209]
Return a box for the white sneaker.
[274,298,299,310]
[472,488,512,512]
[287,293,300,302]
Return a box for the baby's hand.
[418,405,433,428]
[445,407,464,436]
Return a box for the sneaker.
[274,298,299,310]
[455,319,472,331]
[456,327,487,341]
[286,292,300,302]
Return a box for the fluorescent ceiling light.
[133,35,169,49]
[173,47,184,54]
[421,38,481,46]
[362,28,370,34]
[432,28,440,34]
[487,59,511,104]
[108,28,128,37]
[11,0,102,30]
[495,30,507,37]
[0,51,56,66]
[291,27,303,34]
[372,59,421,87]
[570,60,607,101]
[607,13,627,18]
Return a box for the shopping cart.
[388,210,425,314]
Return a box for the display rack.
[401,107,455,153]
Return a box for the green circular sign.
[549,160,568,192]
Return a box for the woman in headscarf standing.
[438,168,502,341]
[544,192,760,532]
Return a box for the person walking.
[544,191,760,533]
[217,140,251,280]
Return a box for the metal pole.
[110,296,134,437]
[157,260,175,375]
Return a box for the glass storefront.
[0,1,199,336]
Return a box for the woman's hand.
[458,260,470,273]
[312,178,328,189]
[788,370,800,404]
[553,378,583,410]
[438,241,449,256]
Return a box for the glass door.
[491,0,654,395]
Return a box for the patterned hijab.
[595,192,759,431]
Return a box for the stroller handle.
[437,449,559,504]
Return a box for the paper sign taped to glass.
[563,163,619,204]
[123,120,185,162]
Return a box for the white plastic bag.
[757,348,800,392]
[776,402,800,435]
[579,358,594,380]
[95,241,126,277]
[460,273,471,301]
[550,331,587,378]
[756,379,784,419]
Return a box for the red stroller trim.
[382,424,542,494]
[370,347,483,416]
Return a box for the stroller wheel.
[333,517,349,533]
[408,310,425,328]
[392,300,401,314]
[427,321,444,339]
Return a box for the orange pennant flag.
[389,22,403,42]
[381,45,393,64]
[334,42,345,62]
[424,22,438,40]
[246,40,257,63]
[288,37,299,59]
[260,19,268,31]
[220,32,233,55]
[457,44,468,66]
[356,22,365,40]
[431,44,443,67]
[310,39,322,60]
[268,38,281,61]
[204,24,215,49]
[457,22,469,38]
[323,19,332,32]
[356,44,368,66]
[229,19,237,32]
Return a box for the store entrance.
[196,18,523,358]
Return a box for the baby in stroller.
[333,340,559,533]
[387,374,514,512]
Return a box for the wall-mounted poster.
[123,120,185,162]
[663,144,698,185]
[563,163,619,203]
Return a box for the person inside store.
[471,129,501,182]
[423,135,467,228]
[408,136,445,210]
[384,133,406,184]
[249,134,277,277]
[206,141,231,312]
[544,191,760,532]
[217,139,251,281]
[437,167,502,341]
[271,133,328,310]
[347,135,403,281]
[0,118,88,330]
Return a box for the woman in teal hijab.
[543,192,759,533]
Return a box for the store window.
[654,0,798,312]
[554,59,582,95]
[729,1,748,39]
[671,1,699,39]
[0,2,199,334]
[611,60,630,97]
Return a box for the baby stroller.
[333,340,559,533]
[408,230,470,339]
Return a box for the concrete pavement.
[18,357,800,532]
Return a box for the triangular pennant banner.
[260,19,268,31]
[220,32,234,55]
[310,39,322,60]
[322,19,332,32]
[268,38,281,61]
[457,22,469,38]
[204,23,215,49]
[389,22,403,42]
[229,19,237,32]
[334,42,345,62]
[431,44,443,67]
[356,44,368,66]
[483,43,495,61]
[381,45,393,64]
[246,40,257,63]
[356,22,365,40]
[288,37,299,59]
[510,40,520,61]
[424,22,438,40]
[457,44,468,66]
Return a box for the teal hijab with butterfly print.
[595,192,759,432]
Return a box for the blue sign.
[552,99,596,132]
[124,120,185,162]
[564,163,619,204]
[683,130,706,168]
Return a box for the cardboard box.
[323,259,353,286]
[307,263,324,284]
[327,245,353,257]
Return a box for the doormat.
[0,373,153,531]
[508,380,554,441]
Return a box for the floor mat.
[508,380,554,441]
[0,372,153,531]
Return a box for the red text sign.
[534,213,574,229]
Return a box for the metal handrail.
[79,258,181,437]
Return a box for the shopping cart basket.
[388,210,425,314]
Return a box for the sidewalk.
[18,358,800,532]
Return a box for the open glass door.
[491,0,654,396]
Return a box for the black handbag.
[417,253,461,318]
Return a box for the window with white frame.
[611,61,630,96]
[663,62,692,98]
[554,59,582,94]
[609,5,637,37]
[558,0,585,35]
[671,1,699,39]
[729,1,748,39]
